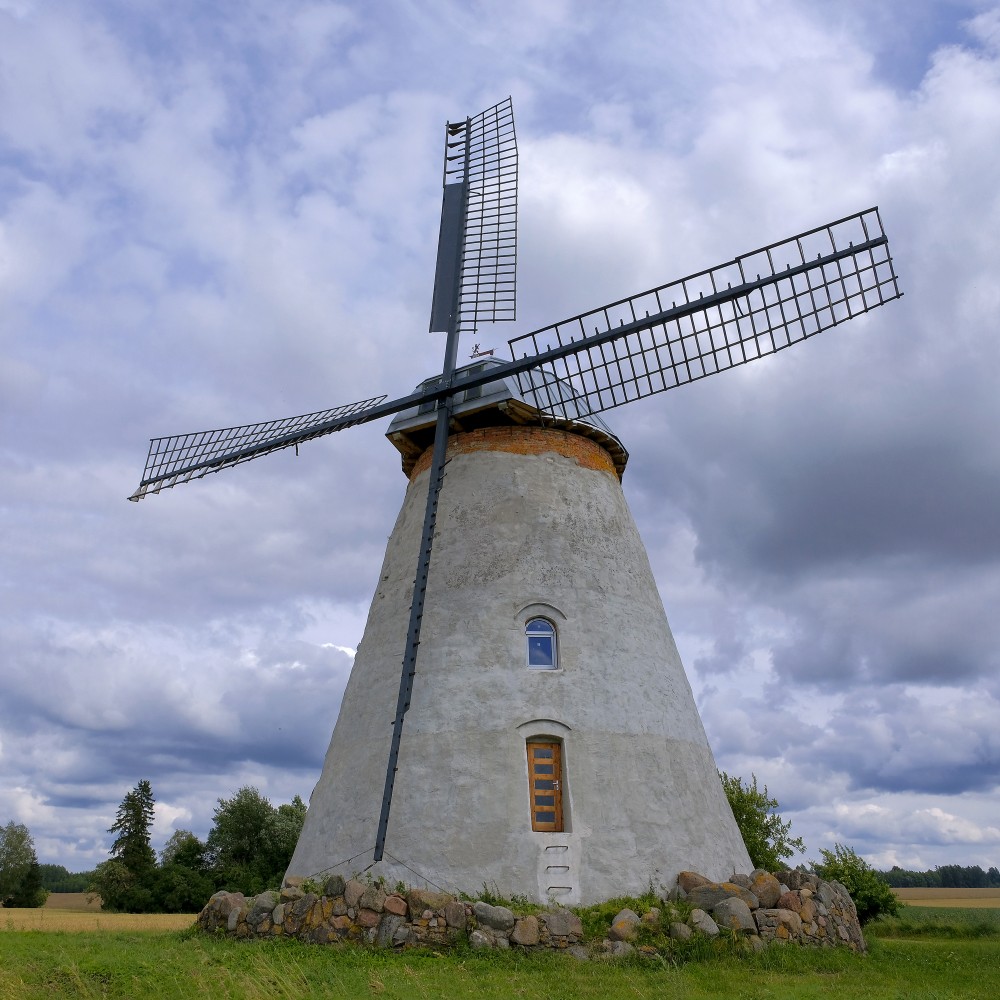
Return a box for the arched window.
[526,618,557,669]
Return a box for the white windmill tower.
[130,99,901,904]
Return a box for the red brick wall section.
[409,426,619,482]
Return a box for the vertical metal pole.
[373,117,469,863]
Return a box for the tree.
[206,786,277,894]
[91,780,157,911]
[38,864,92,893]
[0,822,47,907]
[108,779,156,876]
[152,830,213,913]
[160,830,207,870]
[814,844,900,924]
[206,787,307,895]
[719,771,805,871]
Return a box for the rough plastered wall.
[287,425,751,904]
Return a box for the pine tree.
[92,779,157,910]
[109,779,156,875]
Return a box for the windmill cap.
[386,357,628,477]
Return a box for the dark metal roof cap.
[387,358,628,477]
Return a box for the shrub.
[813,843,900,925]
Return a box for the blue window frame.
[526,618,557,669]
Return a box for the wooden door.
[527,741,563,831]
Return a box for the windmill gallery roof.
[386,357,629,478]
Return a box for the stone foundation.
[197,868,866,956]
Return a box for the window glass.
[526,618,557,669]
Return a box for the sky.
[2,0,999,878]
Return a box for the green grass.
[868,904,1000,939]
[1,908,999,999]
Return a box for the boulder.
[246,891,276,925]
[473,901,516,932]
[344,880,366,908]
[469,928,493,950]
[511,915,540,946]
[542,909,583,937]
[323,875,346,898]
[376,913,405,947]
[407,888,454,916]
[689,908,719,937]
[712,897,756,933]
[358,885,386,913]
[749,872,782,909]
[677,871,712,893]
[669,921,693,941]
[687,882,759,911]
[444,900,467,929]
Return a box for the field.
[894,887,1000,908]
[1,902,998,999]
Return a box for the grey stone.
[689,908,719,937]
[323,875,346,898]
[271,903,285,926]
[469,928,493,950]
[246,891,277,925]
[712,897,756,933]
[511,915,540,946]
[359,885,386,913]
[688,883,758,911]
[227,907,240,932]
[605,940,635,957]
[280,885,304,903]
[608,917,638,941]
[474,901,516,932]
[677,871,712,893]
[749,872,782,909]
[376,913,405,948]
[289,892,318,921]
[669,921,692,941]
[613,907,640,925]
[344,879,366,908]
[444,900,467,929]
[567,945,590,961]
[729,873,752,888]
[542,909,583,937]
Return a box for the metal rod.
[373,111,471,863]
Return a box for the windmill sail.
[130,208,900,500]
[508,207,901,420]
[129,394,388,500]
[429,97,517,336]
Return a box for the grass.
[0,904,998,999]
[869,905,1000,939]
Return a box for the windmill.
[131,98,901,903]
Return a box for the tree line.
[880,864,1000,888]
[86,779,307,912]
[1,780,307,912]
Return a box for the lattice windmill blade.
[507,207,901,420]
[429,97,517,338]
[128,394,388,500]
